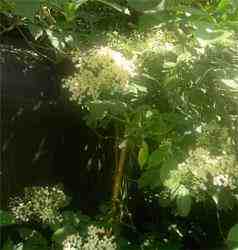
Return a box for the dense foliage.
[1,0,238,249]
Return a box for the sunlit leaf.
[228,224,238,245]
[97,0,130,14]
[192,21,233,46]
[216,0,232,13]
[138,141,149,169]
[160,159,177,183]
[221,79,238,91]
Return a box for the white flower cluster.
[213,174,230,187]
[184,148,237,189]
[63,233,83,250]
[63,46,136,104]
[62,225,117,250]
[9,185,68,224]
[165,147,238,200]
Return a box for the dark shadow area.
[0,31,114,215]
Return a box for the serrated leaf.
[176,187,192,217]
[138,141,149,169]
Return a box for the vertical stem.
[112,137,128,221]
[215,203,225,242]
[234,118,238,161]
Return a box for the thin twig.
[16,26,56,63]
[0,22,18,35]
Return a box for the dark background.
[0,30,114,214]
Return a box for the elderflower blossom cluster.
[165,147,238,201]
[183,148,237,188]
[63,46,136,104]
[62,225,117,250]
[63,233,83,250]
[9,185,68,224]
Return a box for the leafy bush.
[1,0,238,248]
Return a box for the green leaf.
[192,21,232,46]
[218,190,235,211]
[138,169,161,189]
[147,149,164,168]
[0,1,14,13]
[13,0,42,21]
[176,187,192,217]
[160,159,177,183]
[159,194,171,207]
[221,79,238,91]
[45,29,65,51]
[52,226,76,244]
[228,224,238,244]
[28,24,43,40]
[14,243,24,250]
[0,210,15,225]
[138,141,149,169]
[216,0,231,13]
[48,0,73,8]
[62,2,80,22]
[127,0,162,11]
[138,11,171,30]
